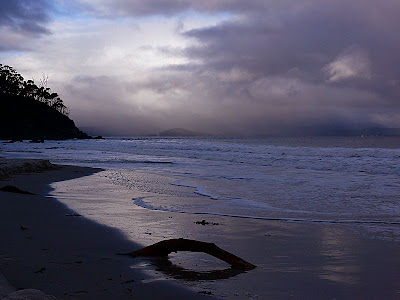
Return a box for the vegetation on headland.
[0,64,91,140]
[0,64,69,116]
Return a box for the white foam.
[2,137,400,236]
[132,196,400,226]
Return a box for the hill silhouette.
[0,64,90,140]
[158,128,208,137]
[0,94,90,140]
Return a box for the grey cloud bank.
[163,0,400,134]
[0,0,52,51]
[2,0,400,135]
[77,0,285,17]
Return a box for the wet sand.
[0,163,210,299]
[51,170,400,299]
[1,161,400,299]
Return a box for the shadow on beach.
[0,164,212,299]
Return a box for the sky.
[1,0,400,136]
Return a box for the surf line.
[132,197,400,226]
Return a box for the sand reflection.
[319,226,360,285]
[143,254,248,281]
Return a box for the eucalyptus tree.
[0,64,69,116]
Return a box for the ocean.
[1,136,400,240]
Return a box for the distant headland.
[0,64,91,140]
[157,128,209,137]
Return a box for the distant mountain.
[275,124,400,137]
[351,127,400,136]
[158,128,208,137]
[323,126,400,136]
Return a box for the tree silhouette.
[0,64,69,116]
[0,64,24,95]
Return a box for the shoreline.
[50,168,400,299]
[0,159,209,299]
[1,157,400,298]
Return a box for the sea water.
[1,136,400,238]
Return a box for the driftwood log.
[126,238,256,270]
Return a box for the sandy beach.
[0,160,210,299]
[52,169,400,299]
[1,158,400,299]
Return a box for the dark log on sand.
[0,185,36,195]
[126,238,256,270]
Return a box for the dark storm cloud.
[69,0,400,135]
[182,0,400,84]
[0,0,52,51]
[162,0,400,134]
